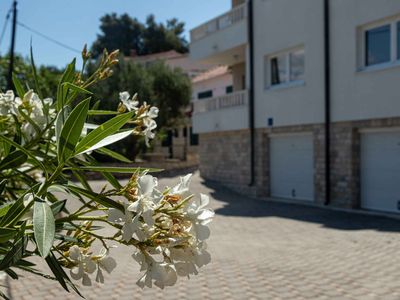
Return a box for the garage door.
[361,130,400,213]
[270,134,314,201]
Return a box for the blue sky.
[0,0,230,68]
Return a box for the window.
[197,90,213,99]
[365,24,391,66]
[360,18,400,69]
[268,47,304,87]
[190,127,199,146]
[226,85,233,94]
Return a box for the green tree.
[91,13,188,57]
[0,54,62,97]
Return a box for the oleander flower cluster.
[0,47,213,298]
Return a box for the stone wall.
[198,117,400,210]
[198,130,251,187]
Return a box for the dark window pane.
[290,49,305,81]
[270,54,287,85]
[226,85,233,94]
[190,127,199,145]
[197,90,213,99]
[183,127,187,137]
[365,24,391,66]
[397,22,400,59]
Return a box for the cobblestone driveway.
[4,172,400,299]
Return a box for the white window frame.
[265,46,305,90]
[358,16,400,72]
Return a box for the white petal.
[138,175,157,195]
[122,222,135,242]
[199,194,210,209]
[197,209,214,222]
[82,273,92,286]
[69,246,81,261]
[70,265,83,280]
[99,257,117,274]
[119,91,130,102]
[196,224,211,241]
[95,268,104,283]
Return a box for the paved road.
[4,171,400,299]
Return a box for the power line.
[0,8,12,47]
[17,21,81,54]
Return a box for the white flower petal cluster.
[68,246,116,286]
[119,91,139,112]
[0,90,55,141]
[141,103,159,147]
[106,173,214,289]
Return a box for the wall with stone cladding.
[198,117,400,211]
[198,130,251,187]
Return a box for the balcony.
[189,3,248,65]
[192,90,249,133]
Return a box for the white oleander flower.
[141,102,158,146]
[108,204,137,242]
[119,91,139,112]
[128,174,162,227]
[133,252,177,289]
[68,246,97,286]
[0,90,15,116]
[93,248,117,283]
[185,193,214,241]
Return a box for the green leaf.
[0,191,36,227]
[71,166,163,173]
[0,235,28,271]
[45,252,70,293]
[0,150,28,170]
[33,199,55,258]
[87,110,119,116]
[62,82,92,97]
[0,179,6,194]
[17,107,42,136]
[30,45,43,99]
[56,59,76,111]
[95,147,133,163]
[12,74,26,98]
[0,228,17,243]
[55,106,70,146]
[50,200,67,216]
[75,111,134,155]
[0,135,47,178]
[101,172,122,190]
[66,185,124,211]
[74,130,133,155]
[57,98,90,162]
[0,202,12,218]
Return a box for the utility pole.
[7,0,17,90]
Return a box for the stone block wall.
[198,130,251,187]
[197,117,400,210]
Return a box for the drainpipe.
[248,0,256,186]
[324,0,331,205]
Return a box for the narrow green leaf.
[45,252,69,293]
[50,200,67,216]
[95,147,133,163]
[0,228,17,243]
[87,110,119,116]
[101,172,122,190]
[0,150,28,170]
[33,199,55,258]
[4,267,18,279]
[57,98,90,162]
[0,179,6,195]
[0,190,36,227]
[0,135,47,177]
[30,45,43,99]
[66,185,124,211]
[0,202,12,218]
[12,74,25,98]
[56,59,76,111]
[71,166,163,173]
[62,82,92,97]
[75,130,133,155]
[55,106,70,146]
[75,111,133,154]
[0,236,27,271]
[17,107,42,136]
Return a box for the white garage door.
[270,134,314,201]
[361,130,400,213]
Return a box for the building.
[190,0,400,214]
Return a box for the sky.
[0,0,230,68]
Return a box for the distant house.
[189,0,400,214]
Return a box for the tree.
[91,13,188,57]
[0,54,62,97]
[147,61,191,129]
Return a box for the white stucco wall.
[330,0,400,122]
[253,0,325,128]
[192,72,233,101]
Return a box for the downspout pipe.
[324,0,331,205]
[248,0,256,186]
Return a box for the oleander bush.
[0,47,213,298]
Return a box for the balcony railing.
[193,90,248,114]
[190,3,247,42]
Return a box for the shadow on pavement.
[204,179,400,233]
